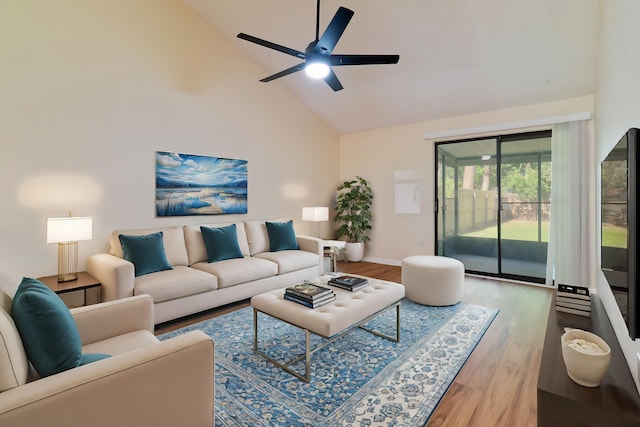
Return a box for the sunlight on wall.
[282,182,309,200]
[17,174,102,211]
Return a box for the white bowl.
[561,329,611,387]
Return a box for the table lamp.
[47,216,92,282]
[302,206,329,238]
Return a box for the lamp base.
[57,272,78,283]
[57,241,79,283]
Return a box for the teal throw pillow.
[11,277,82,377]
[266,220,299,252]
[80,353,111,365]
[201,224,244,263]
[119,231,173,277]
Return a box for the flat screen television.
[601,128,639,338]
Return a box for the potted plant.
[334,176,373,262]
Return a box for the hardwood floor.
[428,274,551,427]
[155,261,553,426]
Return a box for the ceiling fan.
[237,0,400,91]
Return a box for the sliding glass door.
[499,135,551,280]
[437,138,499,274]
[436,131,551,283]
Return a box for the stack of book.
[284,282,336,308]
[555,283,591,317]
[328,275,369,292]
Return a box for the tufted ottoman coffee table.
[251,275,405,382]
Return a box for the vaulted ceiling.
[185,0,599,134]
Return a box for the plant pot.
[345,242,364,262]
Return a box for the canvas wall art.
[155,151,248,216]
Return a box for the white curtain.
[546,120,594,287]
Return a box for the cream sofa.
[88,220,323,324]
[0,292,214,426]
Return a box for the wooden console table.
[537,294,640,426]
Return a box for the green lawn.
[462,220,549,242]
[462,221,627,247]
[602,225,627,248]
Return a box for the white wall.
[594,0,640,390]
[0,0,339,294]
[340,96,594,265]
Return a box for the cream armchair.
[0,291,214,427]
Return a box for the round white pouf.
[401,256,464,306]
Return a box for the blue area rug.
[160,299,498,426]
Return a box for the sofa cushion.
[11,278,83,377]
[119,232,173,277]
[245,219,286,255]
[254,250,320,274]
[200,224,244,262]
[191,257,278,288]
[110,226,189,267]
[266,220,299,251]
[134,266,218,303]
[8,280,110,380]
[0,295,29,392]
[184,222,250,265]
[244,220,270,255]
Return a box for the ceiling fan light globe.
[305,62,330,79]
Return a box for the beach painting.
[155,151,248,216]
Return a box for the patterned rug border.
[160,299,498,426]
[335,302,497,426]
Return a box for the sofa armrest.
[71,295,154,345]
[87,253,135,301]
[0,331,214,427]
[297,235,323,266]
[297,235,322,254]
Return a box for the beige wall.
[0,0,339,293]
[340,96,594,265]
[594,0,640,390]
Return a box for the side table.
[38,271,101,307]
[322,240,346,272]
[324,246,338,272]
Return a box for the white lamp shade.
[302,207,329,222]
[47,217,93,243]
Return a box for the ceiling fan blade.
[237,33,305,59]
[259,63,306,82]
[316,7,354,54]
[330,54,400,66]
[324,68,343,92]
